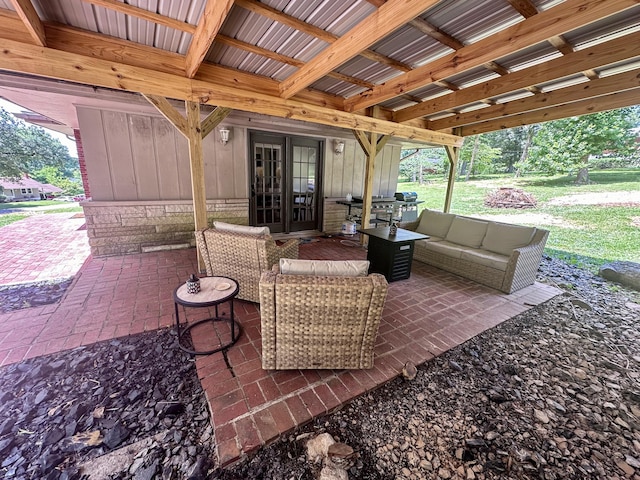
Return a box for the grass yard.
[0,213,28,228]
[400,168,640,272]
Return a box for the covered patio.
[0,232,559,466]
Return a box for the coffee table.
[173,276,240,355]
[358,227,429,282]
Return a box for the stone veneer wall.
[82,199,249,256]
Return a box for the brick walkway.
[0,212,90,285]
[0,235,560,467]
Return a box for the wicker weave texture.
[259,268,388,370]
[408,212,548,294]
[195,229,298,303]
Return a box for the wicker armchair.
[195,228,298,303]
[259,262,388,370]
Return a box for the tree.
[0,108,75,179]
[519,107,639,180]
[457,135,502,179]
[31,165,84,195]
[399,148,446,183]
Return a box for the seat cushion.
[445,217,488,248]
[482,222,536,256]
[279,259,370,277]
[416,210,456,238]
[422,240,464,259]
[214,221,270,236]
[460,249,509,271]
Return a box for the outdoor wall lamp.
[219,126,231,145]
[334,139,345,155]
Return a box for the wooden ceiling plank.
[460,88,640,135]
[143,94,188,137]
[200,106,231,139]
[185,0,234,78]
[393,29,640,122]
[484,61,510,76]
[345,0,638,112]
[81,0,196,34]
[505,0,538,18]
[279,0,441,99]
[430,67,640,130]
[0,37,462,146]
[234,0,411,73]
[9,0,45,46]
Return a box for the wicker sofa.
[195,222,298,303]
[259,259,388,370]
[401,209,549,294]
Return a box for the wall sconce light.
[219,126,231,145]
[334,139,345,155]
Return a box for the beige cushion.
[415,210,456,237]
[445,217,488,248]
[279,259,370,277]
[213,221,270,236]
[460,249,509,271]
[482,222,535,256]
[422,240,464,259]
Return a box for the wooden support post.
[444,144,459,213]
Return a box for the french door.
[249,132,322,233]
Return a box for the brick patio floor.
[0,234,560,467]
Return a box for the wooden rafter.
[81,0,196,34]
[429,67,640,131]
[344,0,638,113]
[9,0,45,46]
[393,30,640,122]
[200,106,232,139]
[0,36,462,146]
[279,0,440,99]
[459,88,640,136]
[409,17,464,51]
[234,0,412,73]
[215,34,376,90]
[185,0,234,78]
[143,94,188,137]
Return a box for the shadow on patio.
[0,235,560,466]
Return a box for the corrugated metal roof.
[371,25,451,69]
[566,6,640,49]
[445,67,500,89]
[497,43,563,72]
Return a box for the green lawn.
[1,200,74,208]
[0,213,28,228]
[400,168,640,272]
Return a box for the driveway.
[0,211,90,285]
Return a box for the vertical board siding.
[77,107,114,201]
[153,117,182,200]
[129,115,160,200]
[103,110,137,199]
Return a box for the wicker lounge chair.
[195,226,298,303]
[259,260,388,370]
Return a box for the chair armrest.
[398,219,420,231]
[276,239,299,260]
[258,269,278,369]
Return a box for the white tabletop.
[174,276,238,305]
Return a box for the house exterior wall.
[77,106,402,255]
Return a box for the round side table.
[173,276,240,355]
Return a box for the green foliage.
[398,148,446,182]
[32,165,84,195]
[458,136,502,178]
[0,213,28,227]
[521,107,639,175]
[0,108,77,179]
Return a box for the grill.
[395,192,418,202]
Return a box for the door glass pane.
[254,142,282,230]
[292,145,315,223]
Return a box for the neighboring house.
[0,177,63,201]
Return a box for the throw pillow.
[445,217,489,248]
[279,259,370,277]
[415,210,455,238]
[213,221,270,236]
[482,222,535,256]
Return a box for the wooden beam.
[143,94,188,137]
[185,0,234,78]
[279,0,440,99]
[443,144,459,213]
[234,0,412,73]
[215,34,377,90]
[186,100,208,271]
[200,106,231,139]
[429,68,640,130]
[9,0,45,46]
[409,17,464,51]
[393,30,640,122]
[505,0,538,18]
[81,0,196,34]
[344,0,638,112]
[459,88,640,136]
[0,37,462,146]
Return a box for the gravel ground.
[1,256,639,479]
